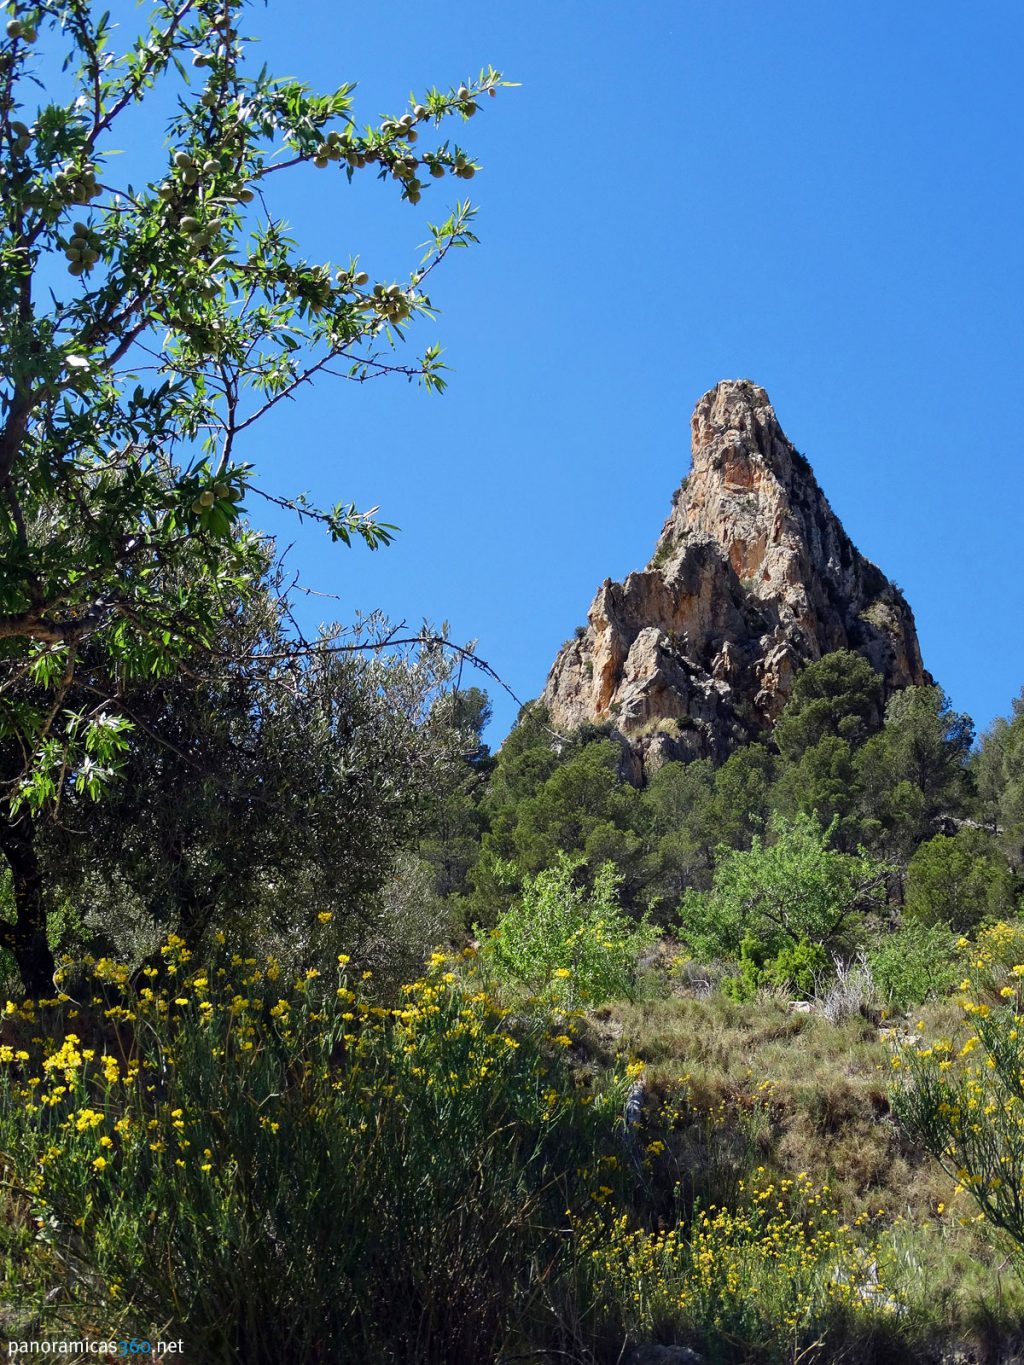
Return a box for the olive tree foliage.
[40,571,485,970]
[0,0,509,988]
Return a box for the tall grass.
[2,933,1021,1363]
[566,1173,908,1365]
[0,942,625,1363]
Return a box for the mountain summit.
[542,380,928,776]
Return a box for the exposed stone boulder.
[542,380,927,776]
[621,1345,704,1365]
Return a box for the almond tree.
[0,0,508,991]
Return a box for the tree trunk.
[0,802,56,997]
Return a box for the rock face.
[542,380,928,778]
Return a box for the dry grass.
[581,990,1024,1354]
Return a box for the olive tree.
[41,576,480,969]
[0,0,509,990]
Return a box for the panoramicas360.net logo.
[7,1341,185,1358]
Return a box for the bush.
[570,1172,905,1363]
[723,935,827,1002]
[893,921,1024,1268]
[904,828,1018,931]
[484,854,657,1008]
[0,942,626,1364]
[680,814,883,963]
[814,953,878,1025]
[868,920,958,1010]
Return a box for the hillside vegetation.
[0,4,1020,1358]
[2,651,1024,1363]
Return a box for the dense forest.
[428,652,1023,1000]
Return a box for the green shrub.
[0,942,626,1364]
[681,813,883,962]
[893,921,1024,1268]
[484,854,656,1008]
[723,934,827,1002]
[904,828,1018,931]
[868,920,958,1010]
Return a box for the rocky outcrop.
[542,380,928,777]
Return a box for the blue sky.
[61,2,1024,740]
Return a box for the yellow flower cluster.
[0,929,625,1272]
[582,1171,897,1342]
[895,921,1024,1252]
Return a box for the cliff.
[542,380,928,777]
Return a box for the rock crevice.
[542,380,927,775]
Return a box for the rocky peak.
[542,380,928,777]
